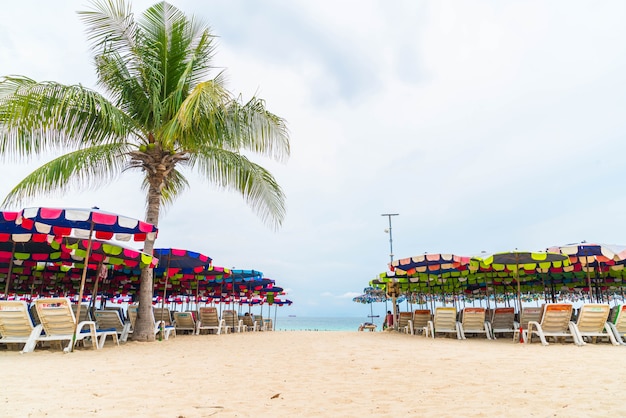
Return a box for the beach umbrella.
[16,207,157,351]
[151,248,211,337]
[547,242,626,302]
[0,210,58,297]
[471,250,570,314]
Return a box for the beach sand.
[2,331,625,417]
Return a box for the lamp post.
[381,213,399,264]
[381,213,399,329]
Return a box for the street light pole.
[381,213,399,264]
[381,213,399,330]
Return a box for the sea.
[272,316,375,331]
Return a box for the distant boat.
[288,315,296,317]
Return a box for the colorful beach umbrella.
[547,242,626,302]
[16,206,157,351]
[471,250,570,313]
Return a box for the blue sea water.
[273,316,378,331]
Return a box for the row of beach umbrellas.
[0,207,291,308]
[364,244,626,316]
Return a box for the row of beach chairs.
[394,303,626,346]
[0,299,274,353]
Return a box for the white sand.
[2,331,626,417]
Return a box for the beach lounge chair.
[72,303,92,323]
[94,310,131,343]
[128,304,175,340]
[173,311,197,334]
[458,307,491,340]
[513,306,544,342]
[396,311,413,333]
[0,301,44,353]
[196,307,228,335]
[570,303,618,346]
[263,318,274,331]
[254,315,265,331]
[525,303,581,346]
[153,306,174,326]
[35,297,116,352]
[358,322,376,331]
[408,310,431,336]
[426,307,461,339]
[608,305,626,345]
[240,314,258,332]
[488,307,516,339]
[222,310,244,333]
[29,304,40,325]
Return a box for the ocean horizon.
[272,316,375,331]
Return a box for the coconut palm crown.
[0,0,290,341]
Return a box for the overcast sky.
[2,1,626,318]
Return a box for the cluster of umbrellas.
[0,207,292,313]
[362,244,626,317]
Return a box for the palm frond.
[0,77,135,157]
[2,143,131,207]
[189,147,286,230]
[223,95,290,162]
[78,0,137,61]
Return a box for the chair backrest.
[29,304,41,325]
[0,300,36,337]
[613,305,626,333]
[198,307,219,326]
[173,312,195,329]
[490,307,515,330]
[94,310,124,332]
[412,310,431,329]
[71,303,91,323]
[397,312,413,328]
[263,318,273,331]
[36,297,76,335]
[105,306,127,322]
[433,307,457,330]
[576,304,610,333]
[519,307,543,329]
[153,307,173,326]
[540,303,573,333]
[222,310,237,326]
[127,304,139,329]
[242,315,254,327]
[461,307,486,331]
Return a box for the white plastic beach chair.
[196,307,228,335]
[525,303,581,346]
[35,297,114,352]
[0,301,44,353]
[426,307,461,339]
[570,304,619,345]
[608,304,626,345]
[458,307,491,339]
[94,310,131,343]
[408,309,431,336]
[173,311,197,335]
[488,307,516,339]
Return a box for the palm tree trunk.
[133,180,162,341]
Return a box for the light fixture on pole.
[381,213,399,264]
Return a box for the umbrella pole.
[88,261,104,318]
[3,242,16,300]
[71,220,95,353]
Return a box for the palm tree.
[0,0,290,341]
